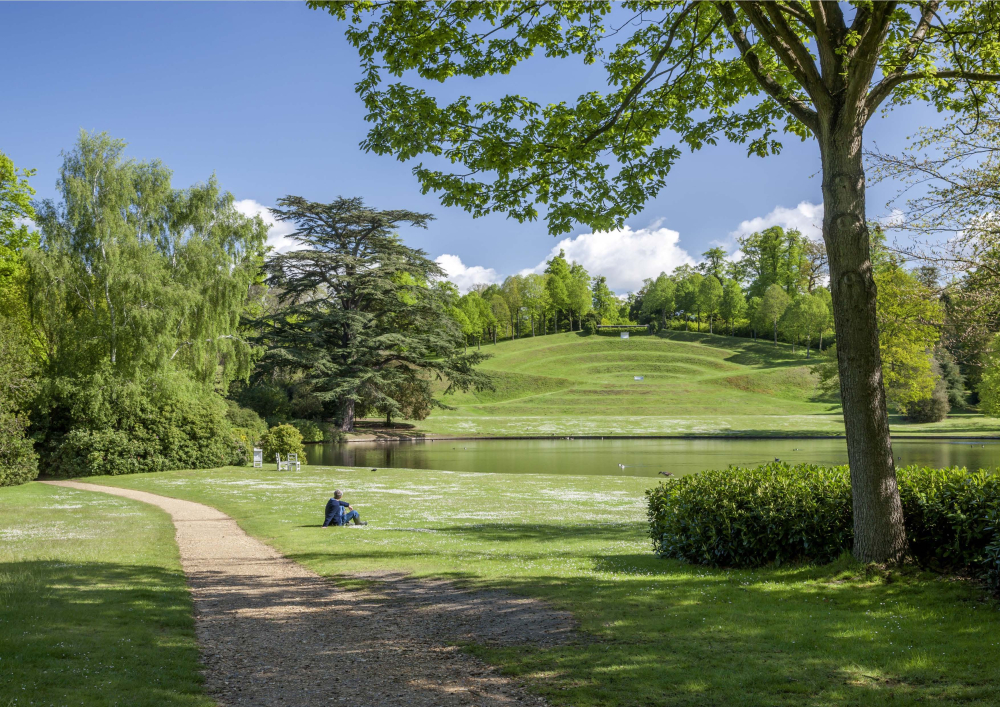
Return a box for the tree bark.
[340,398,355,432]
[819,125,907,563]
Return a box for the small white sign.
[634,376,644,381]
[620,332,629,339]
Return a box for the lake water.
[303,438,1000,477]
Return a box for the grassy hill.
[416,330,1000,437]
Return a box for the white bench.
[253,448,263,468]
[275,453,301,472]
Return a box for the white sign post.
[621,332,629,339]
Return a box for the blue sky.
[3,2,945,292]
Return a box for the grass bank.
[86,465,1000,706]
[0,483,212,707]
[418,331,1000,437]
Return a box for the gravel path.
[43,481,573,707]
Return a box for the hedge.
[647,462,1000,592]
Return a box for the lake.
[303,437,1000,477]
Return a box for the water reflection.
[303,438,1000,478]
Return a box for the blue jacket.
[323,499,351,527]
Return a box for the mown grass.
[87,465,1000,707]
[0,483,211,707]
[422,331,1000,437]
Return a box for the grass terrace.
[421,331,1000,437]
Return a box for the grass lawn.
[84,465,1000,707]
[0,482,212,707]
[417,331,1000,437]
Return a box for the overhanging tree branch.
[867,69,1000,115]
[718,3,818,132]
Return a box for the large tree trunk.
[820,126,906,563]
[340,398,355,432]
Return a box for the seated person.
[323,489,368,527]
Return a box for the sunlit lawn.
[0,482,211,707]
[87,465,1000,707]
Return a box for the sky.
[2,2,947,293]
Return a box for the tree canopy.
[257,196,490,431]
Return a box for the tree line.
[0,133,492,484]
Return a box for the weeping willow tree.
[27,131,269,473]
[30,131,267,386]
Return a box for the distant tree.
[544,251,571,332]
[813,288,834,351]
[258,196,489,431]
[567,262,592,330]
[876,265,942,410]
[698,275,724,334]
[698,247,728,281]
[736,226,810,298]
[746,296,762,340]
[473,292,496,348]
[591,275,620,324]
[641,273,677,328]
[755,284,791,345]
[803,238,829,293]
[458,292,484,349]
[675,272,703,332]
[779,293,828,357]
[500,275,523,337]
[521,273,547,335]
[489,294,510,342]
[719,278,746,335]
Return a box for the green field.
[419,331,1000,437]
[0,483,210,707]
[79,465,1000,707]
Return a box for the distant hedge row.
[647,462,1000,592]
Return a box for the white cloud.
[521,222,695,293]
[731,201,824,241]
[233,199,298,253]
[879,208,906,228]
[435,254,501,293]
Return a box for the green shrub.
[647,463,1000,588]
[646,463,853,567]
[0,412,39,486]
[225,400,267,439]
[896,466,1000,572]
[260,424,304,461]
[39,370,243,477]
[289,418,325,443]
[985,510,1000,593]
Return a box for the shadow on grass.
[475,559,998,706]
[0,560,209,706]
[289,520,999,706]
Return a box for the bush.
[896,466,1000,572]
[0,412,39,486]
[905,372,950,422]
[647,463,1000,587]
[289,418,325,443]
[260,424,304,461]
[39,370,244,477]
[647,463,853,567]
